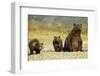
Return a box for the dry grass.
[28,51,88,61]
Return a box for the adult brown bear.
[28,38,43,55]
[63,23,83,52]
[53,36,63,52]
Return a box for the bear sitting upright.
[53,36,63,52]
[63,23,83,52]
[28,38,43,55]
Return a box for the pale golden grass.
[28,52,88,61]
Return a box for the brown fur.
[53,36,63,52]
[28,38,43,55]
[63,23,83,52]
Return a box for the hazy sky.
[28,15,88,26]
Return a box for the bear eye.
[78,30,81,32]
[75,30,78,32]
[74,30,80,33]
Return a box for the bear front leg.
[36,49,40,54]
[69,42,73,52]
[30,49,33,55]
[78,40,82,51]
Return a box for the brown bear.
[53,36,63,52]
[63,23,83,52]
[28,38,43,55]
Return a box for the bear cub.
[53,36,63,52]
[28,38,43,55]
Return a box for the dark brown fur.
[53,36,63,52]
[28,38,43,55]
[63,23,83,52]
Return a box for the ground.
[28,51,88,61]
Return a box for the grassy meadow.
[28,15,88,61]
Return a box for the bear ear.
[41,43,43,45]
[73,23,76,26]
[58,36,60,38]
[54,36,56,39]
[79,24,82,28]
[80,24,82,26]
